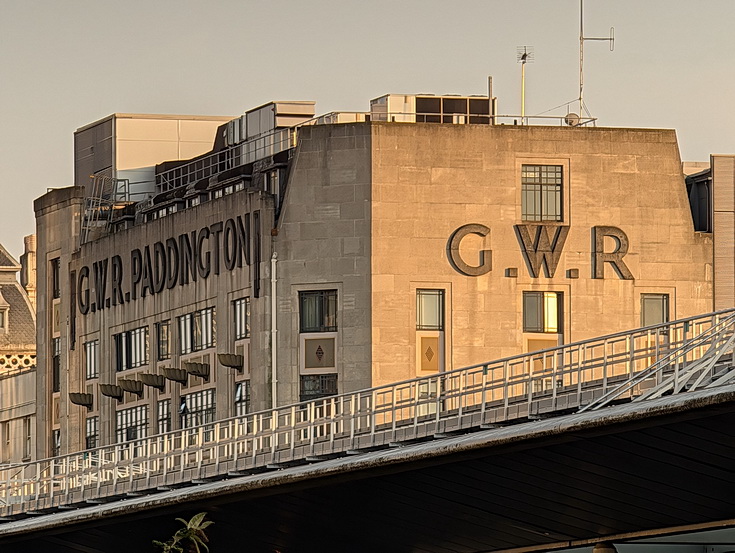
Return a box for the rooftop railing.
[155,111,596,192]
[2,309,733,518]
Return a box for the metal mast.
[579,0,614,117]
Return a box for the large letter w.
[514,225,570,278]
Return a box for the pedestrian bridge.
[2,309,735,552]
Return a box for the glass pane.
[300,293,319,332]
[417,290,443,330]
[543,292,559,333]
[642,294,668,326]
[324,292,337,330]
[523,293,541,332]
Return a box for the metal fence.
[155,111,596,192]
[2,309,734,517]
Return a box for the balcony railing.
[2,309,734,518]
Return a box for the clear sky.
[1,0,733,260]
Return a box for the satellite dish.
[565,113,581,127]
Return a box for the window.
[178,307,216,355]
[521,164,563,222]
[0,309,6,330]
[416,289,445,331]
[523,292,562,333]
[85,416,99,449]
[180,389,216,429]
[1,422,9,462]
[641,294,670,327]
[84,339,99,379]
[233,297,250,340]
[300,374,338,402]
[115,406,148,442]
[52,337,61,392]
[23,416,31,459]
[50,258,61,299]
[114,326,149,371]
[157,400,171,434]
[299,290,337,333]
[234,381,251,416]
[51,429,61,457]
[156,321,171,361]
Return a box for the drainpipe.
[270,252,278,409]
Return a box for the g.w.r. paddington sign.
[447,224,634,280]
[75,211,261,315]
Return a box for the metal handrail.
[155,110,596,192]
[2,309,734,517]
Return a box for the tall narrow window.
[157,400,171,434]
[299,290,337,332]
[52,337,61,392]
[84,339,99,379]
[416,289,445,330]
[521,164,563,222]
[114,326,149,371]
[641,294,670,327]
[233,297,250,340]
[234,381,251,416]
[523,292,563,333]
[0,309,6,331]
[85,416,99,449]
[156,321,171,361]
[178,307,215,355]
[1,422,9,462]
[50,258,61,299]
[51,429,61,457]
[23,416,32,459]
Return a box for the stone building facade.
[33,95,721,456]
[0,238,37,464]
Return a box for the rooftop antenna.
[517,46,534,123]
[579,0,614,117]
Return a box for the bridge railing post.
[270,409,278,464]
[330,396,337,448]
[502,360,509,420]
[370,390,377,445]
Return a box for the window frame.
[84,339,99,379]
[114,326,149,372]
[52,337,61,392]
[233,297,251,340]
[85,416,99,450]
[180,388,216,429]
[641,293,670,327]
[299,374,338,402]
[50,258,61,299]
[416,289,445,331]
[115,405,149,443]
[299,290,338,333]
[22,416,31,459]
[234,380,251,417]
[51,429,61,457]
[178,307,216,355]
[156,320,171,361]
[523,291,563,334]
[157,399,172,434]
[521,164,563,222]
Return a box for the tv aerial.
[517,46,534,122]
[579,0,614,118]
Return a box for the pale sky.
[1,0,734,260]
